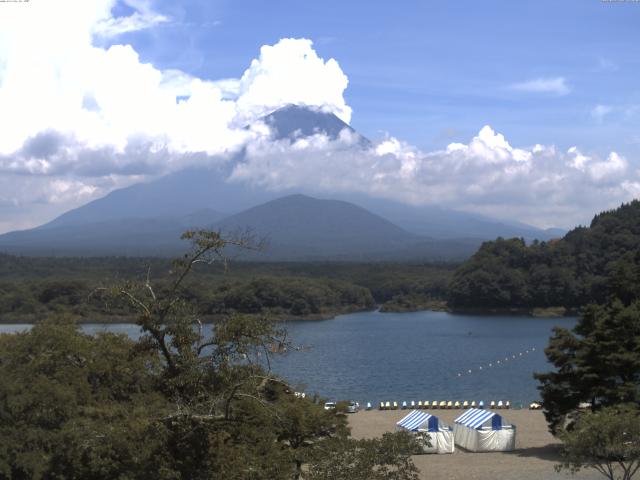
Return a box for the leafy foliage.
[304,431,420,480]
[449,201,640,310]
[0,255,454,322]
[556,406,640,480]
[0,230,421,479]
[535,300,640,434]
[0,317,165,480]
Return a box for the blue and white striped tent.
[397,410,439,432]
[396,410,454,454]
[454,408,502,430]
[453,408,515,452]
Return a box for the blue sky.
[111,0,640,156]
[0,0,638,232]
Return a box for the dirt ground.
[348,409,602,480]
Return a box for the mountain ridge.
[0,105,565,259]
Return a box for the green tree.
[273,392,349,479]
[304,431,420,480]
[0,230,420,479]
[535,300,640,433]
[0,316,165,480]
[556,406,640,480]
[449,200,640,311]
[103,230,302,478]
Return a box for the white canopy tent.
[396,410,454,454]
[453,408,516,452]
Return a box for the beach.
[348,409,601,480]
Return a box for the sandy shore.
[348,409,601,480]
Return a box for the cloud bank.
[232,126,640,228]
[0,0,352,229]
[0,0,637,233]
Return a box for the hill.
[214,194,416,257]
[447,200,640,310]
[213,194,480,261]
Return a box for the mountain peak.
[261,104,370,146]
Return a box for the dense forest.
[0,231,421,479]
[0,255,454,323]
[5,200,640,321]
[448,201,640,311]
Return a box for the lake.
[0,310,575,407]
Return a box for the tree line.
[448,200,640,310]
[520,202,640,480]
[0,258,454,322]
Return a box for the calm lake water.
[0,310,576,406]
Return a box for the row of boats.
[377,400,511,410]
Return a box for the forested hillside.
[0,256,453,322]
[448,201,640,310]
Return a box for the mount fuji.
[0,105,562,259]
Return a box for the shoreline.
[0,306,377,325]
[348,409,600,480]
[0,303,578,325]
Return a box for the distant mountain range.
[0,105,564,260]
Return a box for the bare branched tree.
[95,229,285,423]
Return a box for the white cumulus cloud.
[0,0,636,235]
[231,126,637,228]
[234,38,351,125]
[0,1,353,231]
[0,1,351,165]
